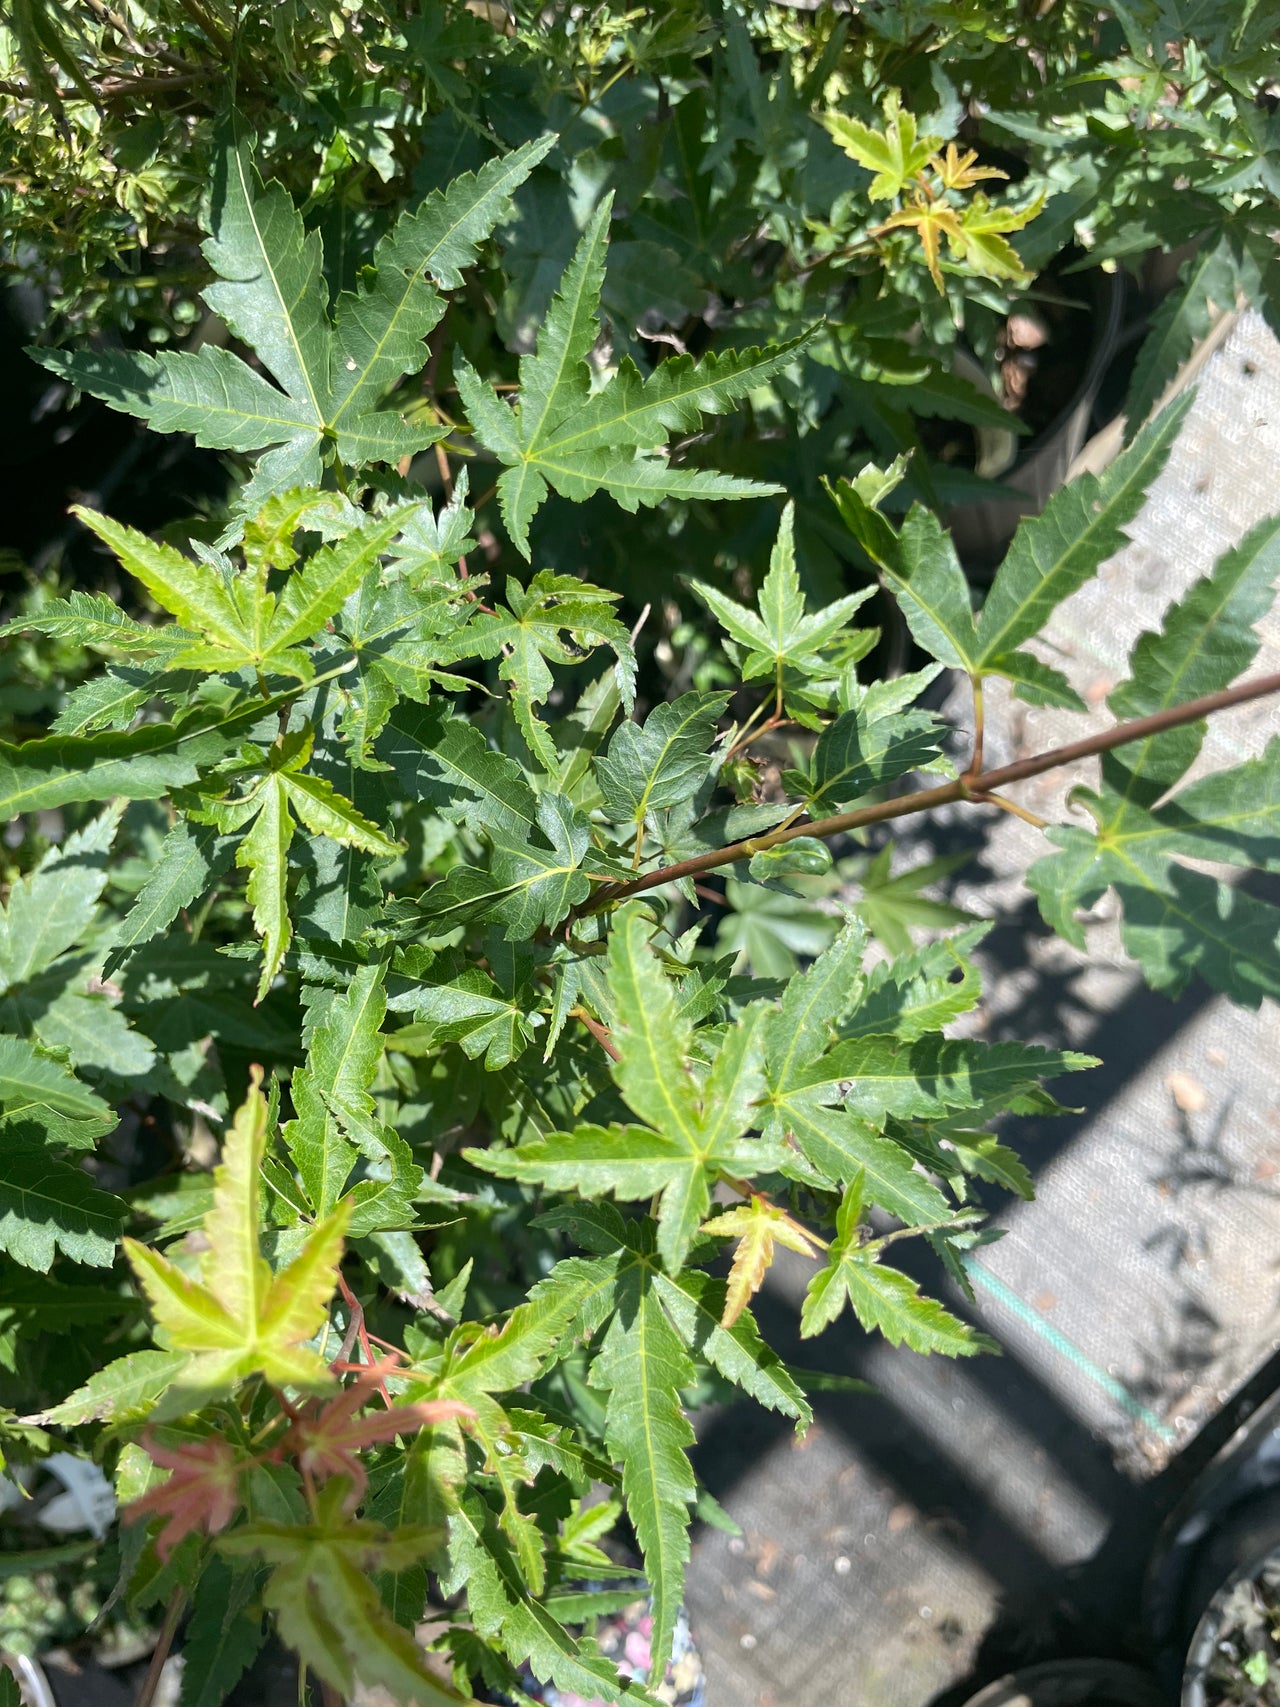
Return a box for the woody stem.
[579,669,1280,915]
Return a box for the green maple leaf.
[123,1075,348,1409]
[1028,510,1280,1003]
[33,137,554,507]
[282,962,423,1225]
[824,93,941,201]
[221,1481,465,1707]
[440,569,635,771]
[397,964,539,1071]
[468,905,790,1270]
[783,695,948,815]
[73,502,412,681]
[207,726,399,998]
[595,690,730,848]
[827,396,1192,711]
[417,792,594,942]
[800,1175,992,1352]
[456,195,804,557]
[759,925,1091,1224]
[687,502,874,711]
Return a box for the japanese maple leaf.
[125,1433,243,1561]
[124,1071,349,1409]
[700,1196,825,1327]
[285,1366,473,1505]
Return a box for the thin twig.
[968,674,985,778]
[579,668,1280,915]
[972,790,1048,830]
[134,1588,186,1707]
[572,1008,621,1060]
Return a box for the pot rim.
[960,1657,1163,1707]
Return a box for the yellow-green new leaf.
[700,1197,824,1328]
[123,1078,347,1404]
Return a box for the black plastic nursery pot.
[1175,1494,1280,1707]
[960,1659,1163,1707]
[1148,1387,1280,1707]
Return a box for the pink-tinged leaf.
[286,1382,474,1503]
[124,1433,245,1561]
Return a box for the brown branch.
[580,669,1280,914]
[134,1588,186,1707]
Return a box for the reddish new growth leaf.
[285,1360,473,1506]
[126,1433,244,1561]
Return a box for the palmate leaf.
[824,96,941,201]
[457,195,801,557]
[221,1483,465,1707]
[215,729,398,998]
[402,1258,621,1597]
[399,966,538,1071]
[1028,511,1280,1002]
[439,570,635,771]
[595,691,730,832]
[800,1176,990,1352]
[416,793,594,942]
[760,925,1090,1223]
[687,503,874,701]
[33,137,553,506]
[700,1196,824,1327]
[123,1076,348,1408]
[851,845,977,955]
[786,700,947,814]
[828,396,1192,708]
[73,504,412,681]
[469,906,791,1271]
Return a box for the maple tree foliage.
[3,117,1280,1707]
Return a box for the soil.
[1200,1554,1280,1705]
